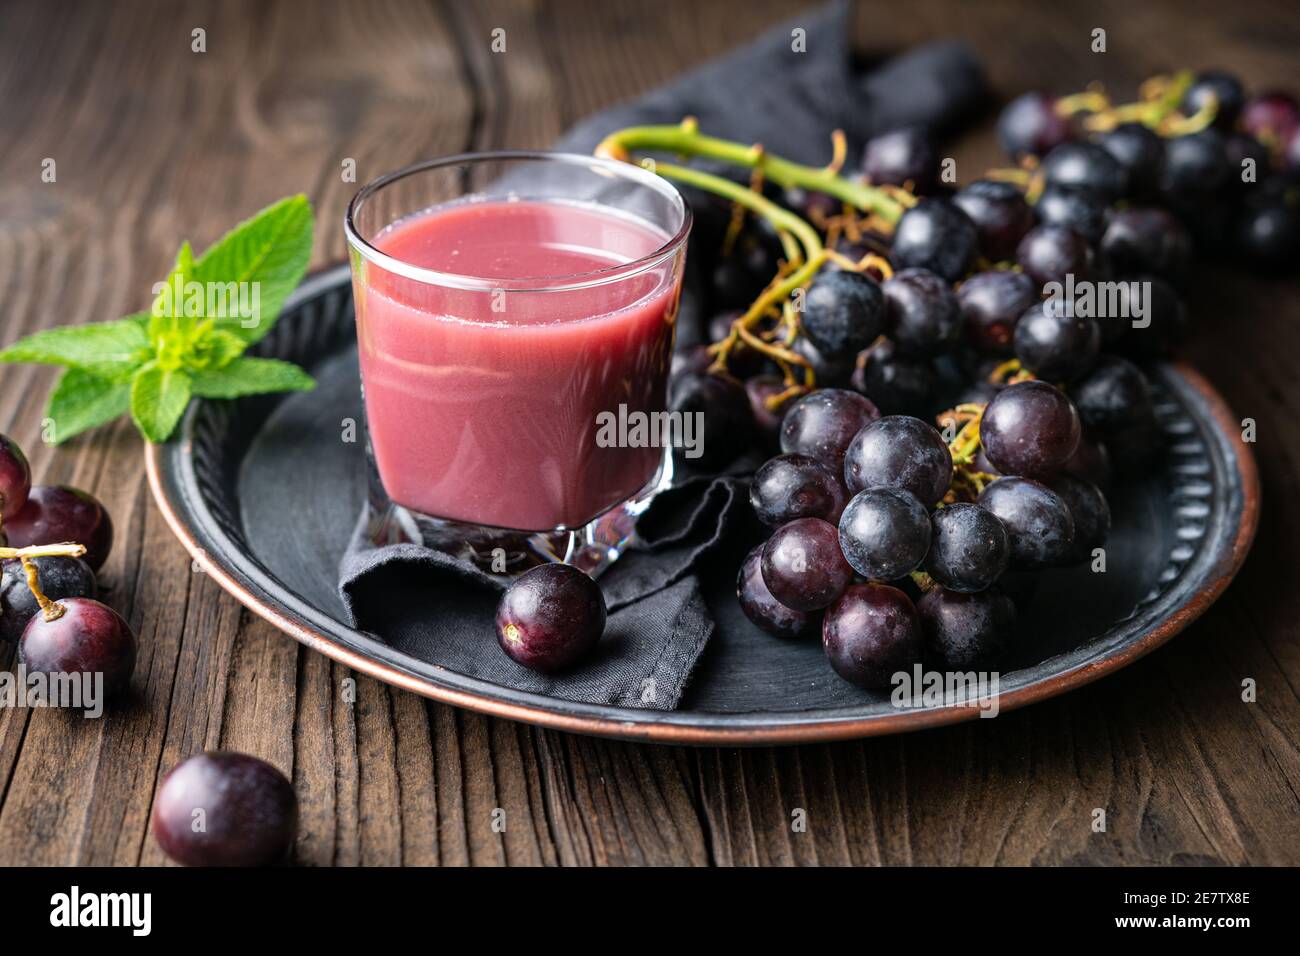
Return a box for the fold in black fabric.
[338,2,988,710]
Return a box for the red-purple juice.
[354,198,682,531]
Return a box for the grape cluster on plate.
[656,69,1297,688]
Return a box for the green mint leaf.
[187,328,247,371]
[44,369,132,444]
[148,241,198,350]
[193,195,313,344]
[130,363,192,443]
[0,315,151,380]
[190,357,315,399]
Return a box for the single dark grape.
[1100,207,1192,281]
[882,267,962,356]
[0,434,31,522]
[1013,300,1100,383]
[1233,200,1300,271]
[1047,475,1111,564]
[1240,91,1300,145]
[0,556,96,644]
[746,375,796,451]
[843,415,952,506]
[918,585,1016,670]
[952,180,1035,261]
[1016,224,1090,287]
[668,370,755,472]
[998,92,1072,158]
[801,270,886,360]
[1162,130,1230,194]
[780,388,879,472]
[861,126,936,190]
[793,334,856,388]
[1182,71,1244,129]
[761,517,854,612]
[737,545,816,639]
[4,486,114,571]
[837,487,931,581]
[923,503,1010,593]
[495,564,606,672]
[152,752,297,867]
[1064,435,1112,490]
[1068,355,1153,434]
[1034,183,1107,244]
[957,270,1038,355]
[1041,142,1128,203]
[1118,275,1189,358]
[19,596,135,697]
[822,583,923,689]
[851,339,936,417]
[977,477,1076,568]
[891,198,979,282]
[750,453,847,527]
[1098,122,1166,198]
[979,381,1081,478]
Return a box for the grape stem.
[18,555,66,622]
[596,119,908,224]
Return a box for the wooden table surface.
[1,0,1297,866]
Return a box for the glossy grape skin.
[761,517,854,612]
[837,488,931,582]
[0,435,31,523]
[977,477,1076,569]
[1182,71,1245,129]
[1162,130,1231,194]
[0,557,96,644]
[1016,224,1090,287]
[750,454,847,527]
[495,565,606,672]
[998,92,1072,157]
[923,503,1010,593]
[4,486,114,571]
[1013,301,1100,383]
[917,586,1016,670]
[979,381,1081,478]
[1233,201,1300,271]
[737,545,816,639]
[1034,183,1107,244]
[822,583,923,689]
[802,270,886,360]
[1068,355,1153,434]
[891,198,979,282]
[1118,276,1189,358]
[152,752,297,867]
[957,270,1038,356]
[1041,142,1128,203]
[779,388,879,472]
[952,180,1035,260]
[1100,208,1192,281]
[843,415,953,506]
[1047,475,1111,564]
[1240,91,1300,145]
[882,268,962,356]
[1098,122,1166,198]
[861,126,936,190]
[851,339,936,417]
[668,371,755,472]
[19,596,135,698]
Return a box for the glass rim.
[344,150,693,293]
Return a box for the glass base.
[362,450,673,579]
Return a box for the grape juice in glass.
[345,153,690,574]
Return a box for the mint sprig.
[0,195,316,444]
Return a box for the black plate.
[147,265,1259,744]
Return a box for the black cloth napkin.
[339,1,988,710]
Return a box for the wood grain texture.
[0,0,1297,866]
